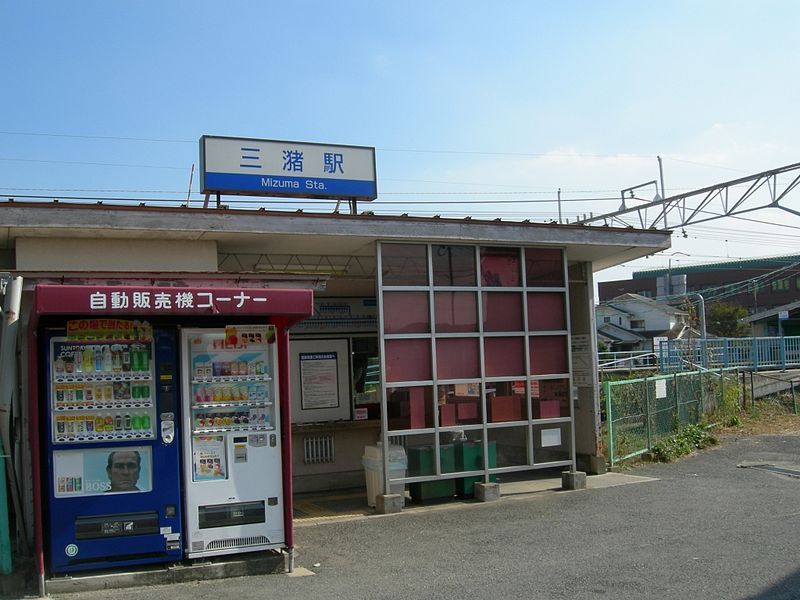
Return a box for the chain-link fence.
[603,368,743,465]
[742,371,800,414]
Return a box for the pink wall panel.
[434,292,478,333]
[436,338,480,379]
[385,339,432,382]
[383,291,430,333]
[482,292,523,332]
[484,337,525,377]
[529,336,568,375]
[527,292,566,331]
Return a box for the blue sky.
[3,1,800,283]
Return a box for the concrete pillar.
[561,471,587,490]
[474,482,500,502]
[376,494,403,514]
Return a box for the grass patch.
[649,424,717,463]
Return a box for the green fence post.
[792,381,797,415]
[604,380,614,466]
[644,376,652,451]
[673,373,679,432]
[750,371,755,410]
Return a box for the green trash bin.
[407,444,456,502]
[455,440,497,497]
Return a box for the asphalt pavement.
[33,431,800,599]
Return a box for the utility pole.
[657,156,666,229]
[557,188,562,224]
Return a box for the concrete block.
[577,453,608,475]
[561,470,587,490]
[376,493,404,514]
[474,482,500,502]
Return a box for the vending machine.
[43,322,183,574]
[180,325,284,558]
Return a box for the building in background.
[596,293,690,352]
[599,254,800,314]
[742,300,800,337]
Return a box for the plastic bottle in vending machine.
[122,347,131,372]
[102,345,112,372]
[82,347,94,373]
[140,347,150,372]
[94,346,103,373]
[141,413,151,431]
[112,345,122,372]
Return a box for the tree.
[707,302,749,337]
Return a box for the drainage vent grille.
[206,535,271,550]
[303,434,335,464]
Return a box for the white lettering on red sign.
[90,292,107,310]
[111,291,130,309]
[154,292,172,310]
[87,291,269,312]
[133,292,151,309]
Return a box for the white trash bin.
[362,443,407,507]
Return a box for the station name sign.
[200,135,377,201]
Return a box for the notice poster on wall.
[53,446,152,497]
[300,352,340,410]
[540,428,562,448]
[193,435,227,481]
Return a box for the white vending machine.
[180,325,284,558]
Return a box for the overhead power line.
[0,157,185,170]
[0,129,663,159]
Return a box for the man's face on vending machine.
[107,451,141,492]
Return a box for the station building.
[0,186,671,587]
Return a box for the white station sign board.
[200,135,377,200]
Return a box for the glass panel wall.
[386,385,434,430]
[379,242,573,491]
[382,243,429,286]
[433,245,476,286]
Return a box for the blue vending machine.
[44,323,183,574]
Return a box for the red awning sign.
[35,285,313,318]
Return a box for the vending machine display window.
[53,446,153,498]
[50,336,156,444]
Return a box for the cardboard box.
[440,403,457,427]
[534,399,561,419]
[489,395,522,422]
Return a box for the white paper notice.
[300,352,340,409]
[541,428,562,448]
[655,379,667,399]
